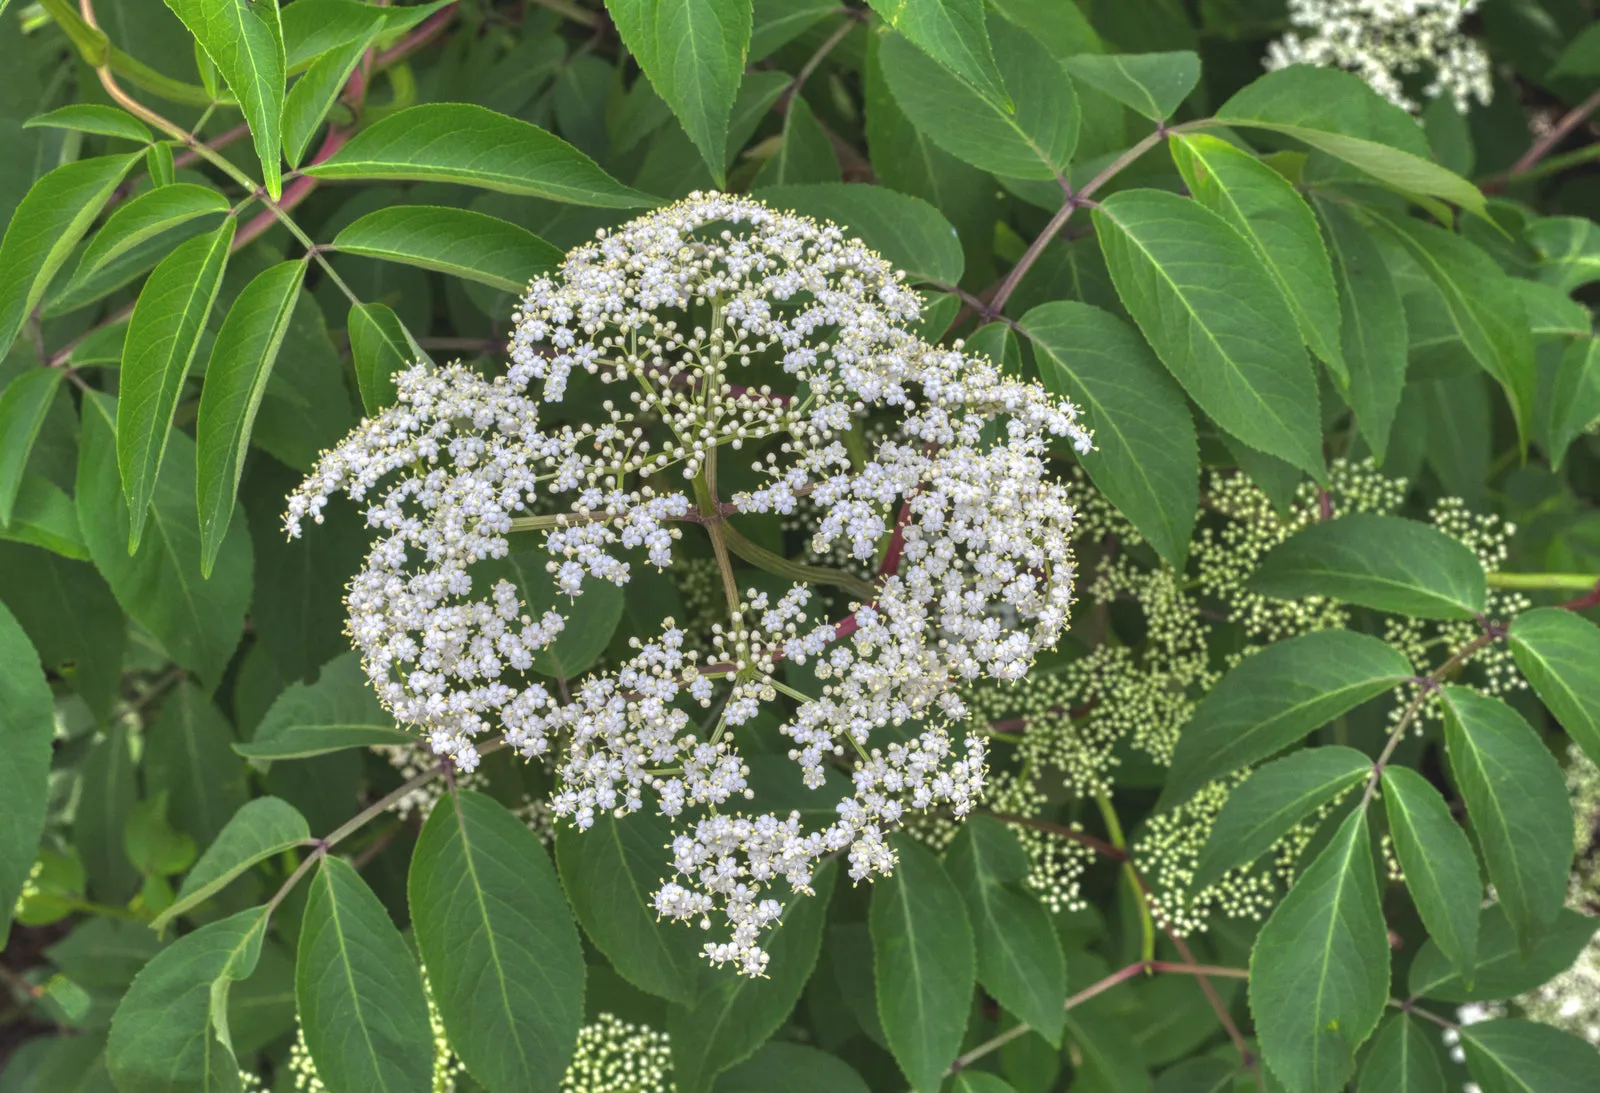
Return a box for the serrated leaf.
[163,0,286,199]
[1459,1018,1600,1093]
[0,601,53,940]
[235,651,413,759]
[1509,607,1600,769]
[1546,337,1600,471]
[716,1042,871,1093]
[1249,512,1487,620]
[1194,745,1370,889]
[348,300,422,416]
[1021,300,1198,569]
[24,104,151,144]
[411,789,584,1092]
[1171,132,1345,382]
[298,857,434,1092]
[1408,906,1598,1002]
[79,184,231,277]
[1380,766,1479,979]
[944,817,1066,1045]
[1063,51,1197,121]
[281,22,379,168]
[303,102,655,206]
[196,260,305,577]
[1250,807,1388,1093]
[0,152,141,359]
[118,220,236,553]
[331,206,562,292]
[1163,630,1411,808]
[754,181,963,285]
[1358,1014,1445,1093]
[749,0,837,62]
[877,16,1077,181]
[155,798,309,931]
[0,368,64,527]
[757,96,840,186]
[1092,188,1325,478]
[871,835,975,1093]
[1438,686,1572,954]
[865,0,1009,108]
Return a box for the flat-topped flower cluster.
[287,193,1091,974]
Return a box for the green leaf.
[76,722,140,904]
[1438,686,1572,954]
[0,542,125,722]
[1,477,89,561]
[147,682,248,850]
[750,0,837,62]
[148,143,176,188]
[670,860,838,1093]
[77,393,251,689]
[944,817,1066,1046]
[1546,336,1600,469]
[871,835,975,1093]
[1163,630,1412,808]
[1369,213,1535,450]
[1092,188,1325,478]
[106,906,267,1093]
[1358,1014,1445,1093]
[1528,216,1600,294]
[0,601,53,940]
[118,220,236,553]
[79,184,231,277]
[235,651,413,760]
[280,0,450,71]
[1509,607,1600,769]
[155,797,309,931]
[1022,300,1197,569]
[1380,766,1480,979]
[0,152,141,359]
[486,553,625,679]
[1408,906,1598,1002]
[1316,199,1407,462]
[758,96,840,186]
[124,793,198,878]
[606,0,752,185]
[348,300,422,417]
[1063,51,1197,122]
[946,1074,1019,1093]
[0,368,64,527]
[877,16,1077,181]
[24,104,151,144]
[298,857,434,1092]
[555,810,702,1007]
[1249,807,1388,1093]
[162,0,286,199]
[411,789,583,1091]
[1170,132,1345,381]
[281,23,378,167]
[1193,745,1371,889]
[1459,1019,1600,1093]
[753,182,963,285]
[864,0,1009,108]
[1249,512,1488,620]
[196,261,305,577]
[716,1042,871,1093]
[331,206,563,293]
[303,102,655,207]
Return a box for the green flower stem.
[719,521,878,603]
[1094,790,1156,965]
[1487,572,1600,591]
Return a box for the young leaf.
[281,23,379,168]
[235,651,413,760]
[1546,336,1600,470]
[1163,630,1412,808]
[411,789,585,1092]
[1358,1014,1445,1093]
[1458,1019,1600,1093]
[606,0,752,185]
[717,1042,871,1093]
[79,184,231,277]
[77,393,251,690]
[155,797,310,931]
[0,368,64,526]
[1092,189,1325,478]
[0,152,142,359]
[1248,512,1488,620]
[871,835,976,1093]
[118,220,236,553]
[1250,807,1388,1093]
[1063,51,1198,122]
[331,206,563,292]
[753,182,963,285]
[163,0,286,199]
[945,817,1066,1046]
[864,0,1009,108]
[0,602,54,940]
[1380,766,1480,978]
[1021,300,1197,569]
[196,261,305,577]
[1508,607,1600,769]
[303,103,655,207]
[298,857,434,1092]
[1408,906,1598,1002]
[1438,686,1573,954]
[670,860,838,1093]
[1193,745,1371,889]
[348,301,422,416]
[1170,132,1345,381]
[877,16,1078,181]
[24,104,152,144]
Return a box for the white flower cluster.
[287,193,1090,975]
[1265,0,1492,113]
